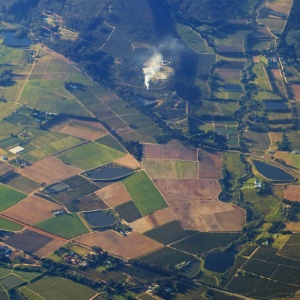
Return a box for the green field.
[56,142,125,170]
[0,184,26,212]
[25,276,96,300]
[122,171,167,215]
[0,216,23,231]
[171,232,241,255]
[143,159,198,179]
[20,287,44,300]
[34,213,89,239]
[176,24,210,54]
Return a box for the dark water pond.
[2,31,30,47]
[223,84,243,91]
[252,160,294,181]
[204,249,237,273]
[265,101,289,111]
[85,211,117,227]
[84,163,133,180]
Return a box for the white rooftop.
[9,146,24,154]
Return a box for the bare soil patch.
[35,239,66,257]
[0,163,15,179]
[289,84,300,101]
[2,195,62,225]
[198,150,222,179]
[153,179,245,231]
[130,207,177,233]
[49,117,107,141]
[18,157,82,185]
[216,69,241,79]
[270,69,282,78]
[75,230,163,259]
[114,154,141,170]
[143,144,197,161]
[284,185,300,202]
[95,182,131,207]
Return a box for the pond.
[85,211,117,227]
[204,248,237,273]
[2,31,30,47]
[252,159,295,181]
[84,163,134,180]
[43,182,68,193]
[265,101,289,111]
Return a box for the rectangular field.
[123,171,167,215]
[75,230,163,259]
[144,220,196,245]
[2,195,63,225]
[18,156,82,185]
[198,150,222,179]
[0,216,23,231]
[95,182,131,207]
[143,144,197,161]
[143,159,198,179]
[5,229,65,255]
[56,142,125,170]
[153,179,245,231]
[25,276,96,300]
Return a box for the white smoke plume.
[143,51,163,90]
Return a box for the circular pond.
[85,211,117,227]
[252,160,295,182]
[84,163,133,180]
[204,248,237,273]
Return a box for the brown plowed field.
[18,157,82,185]
[216,69,241,79]
[35,239,66,257]
[284,185,300,202]
[143,144,197,161]
[198,150,222,179]
[153,179,245,231]
[289,84,300,101]
[270,69,282,78]
[5,229,64,255]
[95,182,131,207]
[2,195,62,225]
[49,117,107,141]
[75,230,163,259]
[0,163,15,178]
[130,207,177,233]
[114,154,141,170]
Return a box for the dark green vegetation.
[171,233,241,255]
[114,201,142,223]
[144,221,196,245]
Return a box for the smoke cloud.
[143,51,163,89]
